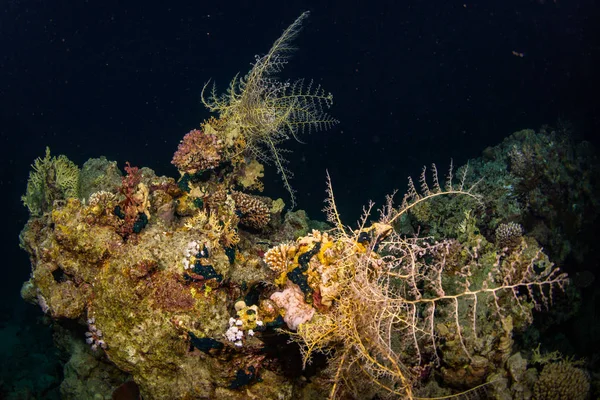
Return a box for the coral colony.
[19,11,592,400]
[85,317,107,352]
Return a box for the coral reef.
[19,163,297,398]
[411,127,600,267]
[18,137,581,400]
[18,136,581,399]
[17,11,592,400]
[18,13,338,400]
[279,169,567,399]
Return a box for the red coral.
[116,162,145,239]
[121,162,142,201]
[171,129,224,174]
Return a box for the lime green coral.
[22,147,80,216]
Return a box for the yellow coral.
[264,242,296,274]
[183,210,209,231]
[220,216,240,248]
[237,159,265,191]
[131,182,151,219]
[270,198,285,214]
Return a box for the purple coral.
[85,317,107,351]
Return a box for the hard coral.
[495,221,524,249]
[231,191,270,229]
[533,361,589,400]
[171,128,224,174]
[19,12,337,400]
[264,243,296,274]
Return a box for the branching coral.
[171,128,224,174]
[264,242,296,274]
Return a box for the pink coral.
[270,282,315,330]
[171,129,224,174]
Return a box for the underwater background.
[1,0,599,398]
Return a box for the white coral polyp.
[270,282,315,330]
[225,325,241,342]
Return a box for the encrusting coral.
[18,11,579,400]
